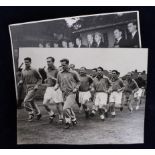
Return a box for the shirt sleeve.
[73,72,80,83]
[57,72,61,85]
[20,71,25,84]
[55,70,58,78]
[73,72,80,89]
[92,80,96,90]
[133,79,139,89]
[107,78,111,88]
[119,79,124,88]
[33,69,42,86]
[88,76,93,85]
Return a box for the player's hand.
[18,80,23,86]
[90,97,93,102]
[107,89,112,94]
[90,88,95,93]
[54,86,59,91]
[132,90,136,94]
[73,88,78,93]
[105,90,109,93]
[44,79,47,83]
[117,89,122,92]
[34,85,38,91]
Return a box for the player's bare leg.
[90,105,97,117]
[43,99,56,122]
[24,101,34,121]
[56,102,64,124]
[82,102,90,118]
[98,107,105,121]
[109,102,116,118]
[135,97,141,110]
[63,108,77,129]
[31,100,42,120]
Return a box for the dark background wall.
[0,6,155,148]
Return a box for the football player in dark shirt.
[134,73,146,110]
[79,67,93,118]
[108,70,124,117]
[123,72,139,112]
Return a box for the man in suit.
[87,34,95,48]
[94,32,106,48]
[127,22,140,48]
[113,29,127,48]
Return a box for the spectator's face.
[62,41,67,48]
[45,43,50,48]
[114,30,122,39]
[39,43,44,48]
[80,67,86,75]
[76,38,81,46]
[53,43,59,48]
[47,58,53,67]
[94,34,101,43]
[87,34,93,43]
[24,60,31,69]
[128,23,136,33]
[61,61,68,71]
[69,42,74,48]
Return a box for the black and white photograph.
[16,48,147,144]
[9,11,141,71]
[8,11,148,145]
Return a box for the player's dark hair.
[24,57,31,62]
[60,58,69,65]
[47,57,55,62]
[92,68,97,72]
[80,67,87,70]
[98,66,104,71]
[112,70,120,75]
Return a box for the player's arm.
[107,78,112,93]
[18,71,24,86]
[90,80,95,93]
[88,76,93,90]
[33,69,42,90]
[73,72,81,92]
[132,79,139,93]
[54,72,61,91]
[117,79,125,92]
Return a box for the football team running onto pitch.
[18,56,146,129]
